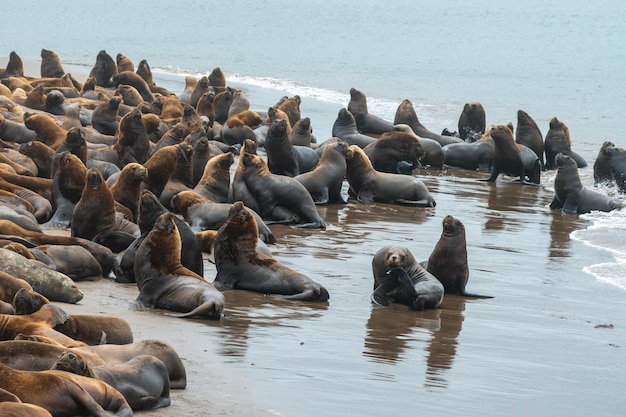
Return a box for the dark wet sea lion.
[363,130,425,174]
[457,101,486,142]
[230,139,261,212]
[115,53,134,73]
[265,117,319,176]
[607,145,626,193]
[2,51,24,78]
[188,76,212,108]
[208,67,226,93]
[544,117,587,170]
[371,245,444,310]
[295,139,350,204]
[550,153,622,214]
[483,124,541,184]
[71,168,115,240]
[30,244,103,281]
[133,212,224,318]
[40,49,65,79]
[515,109,544,166]
[394,99,463,146]
[0,113,38,144]
[345,145,436,206]
[241,152,326,228]
[290,117,313,147]
[332,108,376,148]
[348,88,394,135]
[114,83,143,106]
[89,49,118,87]
[46,151,86,228]
[213,201,329,301]
[91,96,121,135]
[227,90,250,117]
[0,176,52,223]
[443,128,494,171]
[53,351,171,410]
[423,215,492,298]
[593,141,616,185]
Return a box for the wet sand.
[3,59,625,417]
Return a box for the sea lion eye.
[68,353,76,360]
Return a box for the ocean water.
[2,2,626,416]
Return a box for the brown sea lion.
[241,152,326,228]
[193,151,234,202]
[141,144,180,197]
[227,90,250,117]
[0,176,51,223]
[114,83,143,106]
[208,67,226,92]
[23,113,67,150]
[71,168,116,241]
[110,162,148,221]
[345,145,436,206]
[544,117,587,170]
[0,168,52,201]
[115,53,134,73]
[515,109,544,166]
[347,88,394,135]
[188,76,212,108]
[394,99,463,146]
[229,138,261,212]
[607,145,626,193]
[23,85,48,111]
[363,130,425,174]
[0,271,33,304]
[332,108,376,148]
[593,141,616,185]
[2,51,24,78]
[53,351,171,410]
[178,76,197,104]
[11,287,50,315]
[457,101,486,142]
[483,124,541,184]
[213,89,233,125]
[371,245,444,310]
[550,153,622,214]
[213,201,329,301]
[157,142,194,210]
[89,49,118,87]
[195,91,215,123]
[295,139,350,204]
[112,71,155,103]
[159,95,184,124]
[46,150,86,228]
[276,95,301,127]
[423,215,492,298]
[0,387,53,416]
[133,212,224,318]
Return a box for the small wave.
[583,261,626,291]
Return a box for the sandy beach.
[1,57,625,417]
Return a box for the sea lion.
[158,95,184,125]
[363,130,425,174]
[457,101,486,142]
[157,142,194,210]
[515,109,544,166]
[0,248,84,303]
[229,138,261,212]
[227,90,250,117]
[112,71,155,103]
[114,84,143,107]
[593,141,616,186]
[394,99,463,146]
[276,95,301,127]
[45,151,86,228]
[190,134,211,187]
[23,113,67,150]
[550,153,622,214]
[193,151,234,202]
[11,287,49,315]
[265,117,319,176]
[0,168,52,201]
[110,162,148,221]
[442,126,494,171]
[290,117,313,147]
[141,144,180,197]
[0,176,52,223]
[195,91,215,123]
[136,59,173,96]
[179,76,198,104]
[172,189,275,243]
[371,245,444,310]
[544,117,587,170]
[0,271,33,304]
[34,244,103,281]
[89,49,118,88]
[240,152,326,228]
[347,88,394,135]
[0,388,53,416]
[220,109,261,146]
[118,189,203,283]
[423,215,492,298]
[115,53,134,73]
[0,205,40,233]
[607,145,626,193]
[91,96,121,135]
[345,145,436,206]
[0,113,38,144]
[2,51,24,78]
[53,351,171,410]
[213,90,234,125]
[331,108,376,148]
[133,212,224,318]
[482,124,541,184]
[188,76,212,108]
[208,67,226,93]
[51,126,88,177]
[213,201,329,301]
[295,139,350,204]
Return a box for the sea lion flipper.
[38,304,70,326]
[356,190,375,204]
[371,283,394,307]
[549,197,563,210]
[389,268,417,297]
[561,199,579,215]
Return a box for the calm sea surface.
[1,1,625,416]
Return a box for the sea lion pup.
[347,88,394,135]
[89,49,118,87]
[550,153,622,214]
[133,211,224,319]
[332,108,376,148]
[482,123,541,184]
[422,215,492,298]
[213,201,330,301]
[116,53,134,73]
[371,245,444,310]
[515,109,544,166]
[393,99,463,146]
[295,139,350,204]
[0,362,134,417]
[23,112,67,150]
[172,190,276,243]
[544,117,587,170]
[0,303,87,347]
[1,51,24,78]
[193,151,234,202]
[345,145,436,206]
[457,101,486,142]
[265,117,319,177]
[241,152,326,228]
[53,351,171,410]
[363,130,426,174]
[91,96,121,135]
[110,162,148,221]
[118,189,203,283]
[593,141,616,186]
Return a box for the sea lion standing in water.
[515,109,544,166]
[482,124,541,184]
[457,101,486,142]
[295,139,350,204]
[213,201,329,301]
[347,88,394,135]
[544,117,587,170]
[394,99,463,146]
[593,141,616,186]
[371,245,444,310]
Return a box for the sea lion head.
[85,167,104,189]
[555,152,577,170]
[441,215,465,237]
[53,351,95,377]
[12,287,50,315]
[171,190,205,217]
[489,124,514,143]
[120,162,148,184]
[377,245,414,270]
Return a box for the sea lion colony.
[0,49,622,414]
